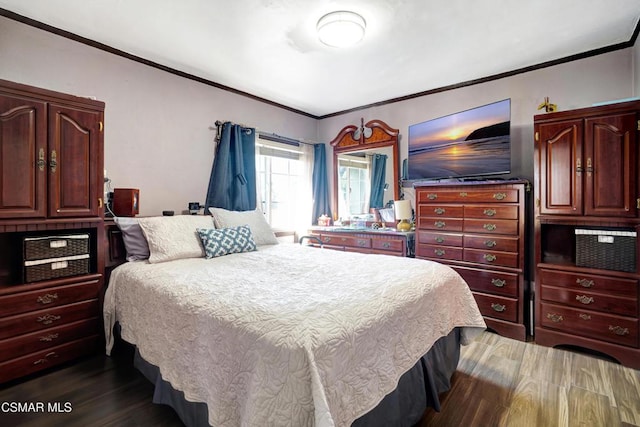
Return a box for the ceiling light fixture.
[317,11,366,48]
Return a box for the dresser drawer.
[320,234,371,249]
[538,269,638,299]
[464,235,519,252]
[418,189,519,203]
[0,317,99,362]
[0,335,101,383]
[417,205,464,218]
[464,248,519,268]
[464,205,518,220]
[417,217,463,232]
[417,231,463,247]
[0,300,99,340]
[371,238,404,253]
[540,285,637,317]
[453,266,519,298]
[0,279,101,317]
[540,302,638,347]
[473,292,518,322]
[463,219,518,236]
[416,244,463,261]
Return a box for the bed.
[104,212,485,426]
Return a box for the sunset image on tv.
[408,99,511,180]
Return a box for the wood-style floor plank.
[2,331,639,427]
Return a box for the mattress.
[104,244,485,426]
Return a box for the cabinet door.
[0,92,47,218]
[584,113,637,217]
[538,119,583,215]
[48,104,102,217]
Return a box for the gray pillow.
[114,217,150,261]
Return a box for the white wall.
[0,16,318,216]
[318,48,634,210]
[1,16,636,217]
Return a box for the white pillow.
[137,215,215,263]
[208,207,279,246]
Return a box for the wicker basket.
[575,229,636,273]
[24,234,89,261]
[24,255,90,283]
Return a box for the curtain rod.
[211,121,318,146]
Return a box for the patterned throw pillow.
[197,226,257,259]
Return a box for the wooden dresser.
[534,100,640,369]
[414,181,529,341]
[307,227,414,257]
[0,79,105,383]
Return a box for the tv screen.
[408,99,511,180]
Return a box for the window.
[257,138,312,231]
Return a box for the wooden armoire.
[534,100,640,369]
[0,79,105,382]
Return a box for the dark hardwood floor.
[2,332,639,426]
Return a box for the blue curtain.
[312,143,332,224]
[205,122,256,211]
[368,154,387,208]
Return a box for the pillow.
[137,215,215,263]
[208,207,279,246]
[197,226,257,259]
[113,217,150,261]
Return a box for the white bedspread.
[104,244,485,427]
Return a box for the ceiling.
[1,0,639,117]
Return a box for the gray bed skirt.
[122,327,461,427]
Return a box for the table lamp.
[394,200,412,232]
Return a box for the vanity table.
[307,227,414,257]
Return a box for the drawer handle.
[576,278,594,288]
[434,249,445,256]
[483,223,497,231]
[341,238,348,242]
[427,193,437,200]
[483,254,497,262]
[434,208,446,215]
[39,333,60,342]
[483,209,497,217]
[33,351,59,365]
[579,314,591,321]
[382,242,391,248]
[37,293,58,305]
[322,237,331,243]
[357,239,367,246]
[484,240,497,248]
[491,278,506,288]
[493,192,507,200]
[609,325,630,336]
[434,221,446,229]
[37,314,61,325]
[435,237,445,243]
[546,313,563,323]
[575,295,594,305]
[491,303,506,312]
[459,192,467,197]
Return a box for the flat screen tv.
[408,99,511,180]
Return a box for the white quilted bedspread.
[104,244,485,427]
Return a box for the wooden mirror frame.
[330,119,400,220]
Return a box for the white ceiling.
[1,0,639,117]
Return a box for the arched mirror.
[330,119,399,222]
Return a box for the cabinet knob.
[434,249,445,256]
[50,150,57,173]
[484,240,497,248]
[434,221,446,229]
[493,192,507,200]
[39,333,59,342]
[427,193,437,200]
[483,224,497,231]
[434,208,446,215]
[36,293,58,305]
[435,236,445,243]
[576,278,594,288]
[37,314,61,325]
[483,254,497,262]
[491,278,506,288]
[609,325,630,336]
[546,313,563,323]
[483,209,497,217]
[491,303,506,312]
[575,295,594,305]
